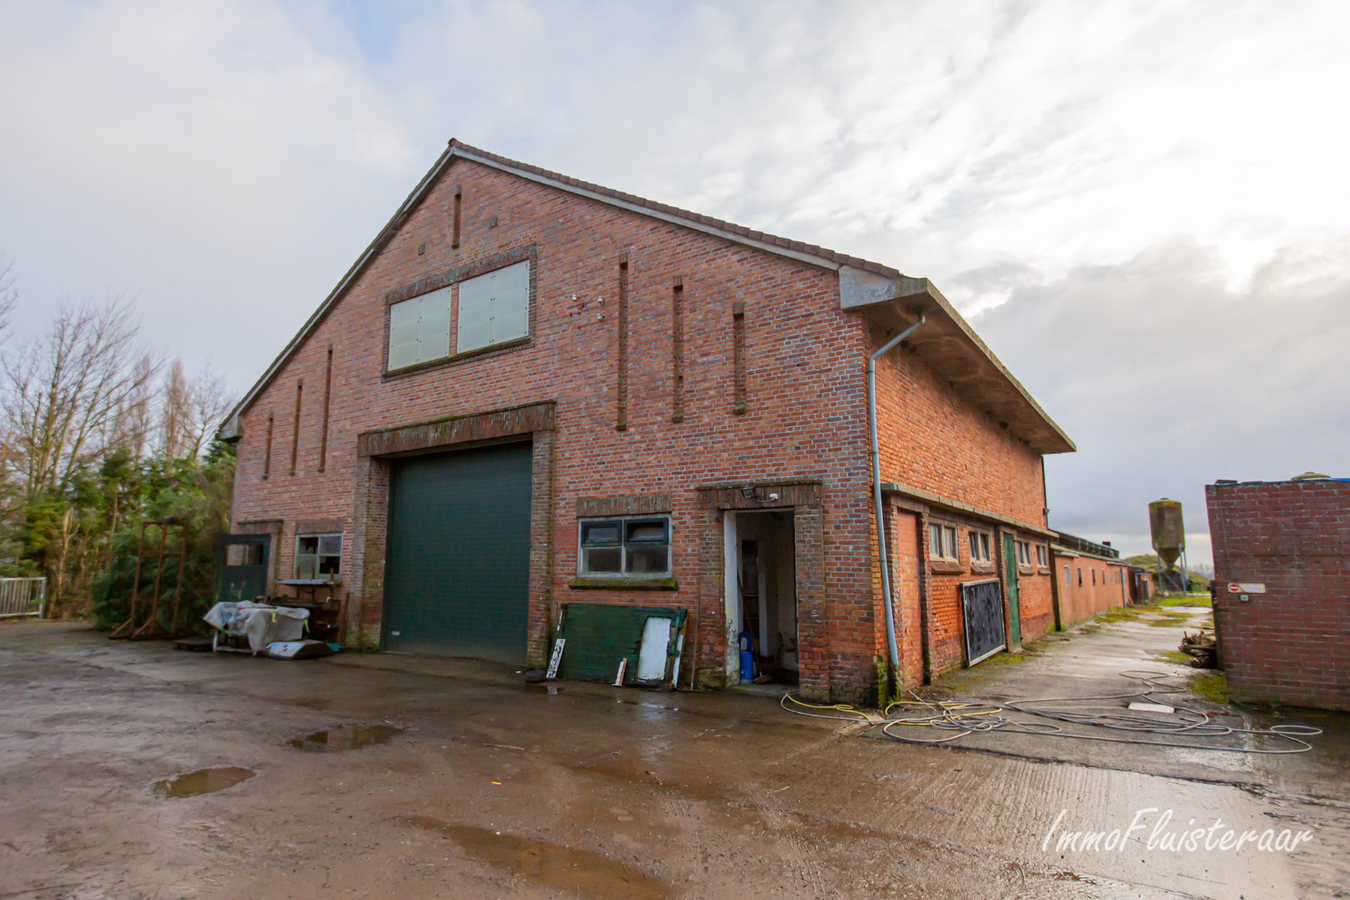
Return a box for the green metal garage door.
[382,442,532,662]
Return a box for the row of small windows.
[225,532,344,580]
[1063,564,1124,587]
[1014,540,1048,567]
[928,523,1047,568]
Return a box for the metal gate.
[961,578,1006,665]
[0,578,46,618]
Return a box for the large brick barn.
[219,140,1074,703]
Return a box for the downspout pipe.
[868,313,925,681]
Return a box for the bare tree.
[2,297,160,498]
[186,365,235,460]
[0,257,17,336]
[157,359,192,458]
[0,260,21,560]
[117,354,156,460]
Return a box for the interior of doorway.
[724,509,798,687]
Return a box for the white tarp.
[265,640,334,660]
[204,602,308,653]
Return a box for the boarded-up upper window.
[388,286,452,370]
[457,260,530,353]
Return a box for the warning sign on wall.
[1227,582,1266,593]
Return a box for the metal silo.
[1148,499,1189,592]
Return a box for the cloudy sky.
[3,0,1348,564]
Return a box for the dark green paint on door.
[383,442,532,662]
[1003,533,1022,649]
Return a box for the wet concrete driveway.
[1,618,1345,899]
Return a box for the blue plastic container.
[738,632,754,682]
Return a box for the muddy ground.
[1,609,1346,900]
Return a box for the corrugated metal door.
[382,442,532,662]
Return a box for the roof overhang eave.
[840,267,1075,455]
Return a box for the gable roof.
[220,139,1074,454]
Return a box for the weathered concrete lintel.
[577,494,672,518]
[383,243,536,306]
[357,401,555,457]
[296,518,344,535]
[696,480,821,510]
[567,576,678,591]
[882,482,1052,539]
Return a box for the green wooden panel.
[558,603,686,684]
[1003,534,1022,648]
[383,442,532,662]
[214,534,269,604]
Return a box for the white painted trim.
[723,510,740,684]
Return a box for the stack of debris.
[1180,631,1217,668]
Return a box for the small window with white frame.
[1015,539,1033,567]
[968,530,992,565]
[928,522,959,562]
[579,515,671,577]
[295,533,341,580]
[1035,544,1048,567]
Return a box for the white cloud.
[972,236,1350,564]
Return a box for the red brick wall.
[889,509,924,688]
[871,329,1048,525]
[232,157,882,696]
[1052,553,1129,626]
[229,154,1056,703]
[1016,549,1055,643]
[904,508,1053,678]
[867,321,1054,680]
[1207,479,1350,711]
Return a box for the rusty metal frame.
[109,518,188,640]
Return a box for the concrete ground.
[1,612,1346,900]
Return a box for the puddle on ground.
[289,725,402,752]
[406,816,670,900]
[568,757,728,804]
[152,766,256,798]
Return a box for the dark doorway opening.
[726,510,798,686]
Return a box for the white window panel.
[388,286,452,370]
[458,260,530,353]
[388,299,420,370]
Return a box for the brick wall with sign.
[1206,478,1350,711]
